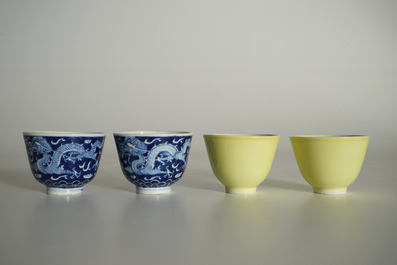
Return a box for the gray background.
[1,0,396,168]
[0,1,397,265]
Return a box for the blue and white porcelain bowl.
[23,131,106,195]
[114,131,193,195]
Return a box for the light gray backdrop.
[1,0,396,170]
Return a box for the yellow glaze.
[290,135,370,194]
[203,134,280,194]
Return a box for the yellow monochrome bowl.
[290,135,370,195]
[203,134,280,194]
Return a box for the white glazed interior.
[290,135,369,139]
[203,134,279,138]
[114,131,193,137]
[23,131,106,137]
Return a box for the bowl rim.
[114,131,193,137]
[289,135,369,139]
[203,133,280,138]
[23,131,106,137]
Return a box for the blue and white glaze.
[114,132,192,194]
[23,132,105,194]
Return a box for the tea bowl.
[203,134,280,194]
[23,131,106,195]
[114,131,193,195]
[290,135,370,195]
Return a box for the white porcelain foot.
[313,187,347,195]
[47,187,83,195]
[136,187,171,195]
[225,187,257,194]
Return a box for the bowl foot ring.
[136,187,171,195]
[47,187,83,195]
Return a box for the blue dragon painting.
[24,136,105,188]
[115,136,192,188]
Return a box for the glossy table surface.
[1,152,396,265]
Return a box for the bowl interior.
[203,134,279,138]
[23,131,105,137]
[114,131,192,137]
[290,135,369,139]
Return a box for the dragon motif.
[28,136,103,177]
[119,137,191,178]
